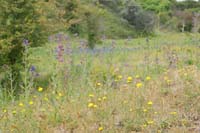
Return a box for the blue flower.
[23,39,29,46]
[30,65,36,72]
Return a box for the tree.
[0,0,81,91]
[136,0,171,13]
[0,0,47,91]
[122,4,156,34]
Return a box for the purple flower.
[58,44,64,51]
[30,65,36,72]
[23,39,29,46]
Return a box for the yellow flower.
[96,82,101,87]
[12,110,17,114]
[38,87,43,92]
[19,102,24,107]
[58,92,63,97]
[127,76,133,83]
[135,75,140,78]
[154,112,158,114]
[3,109,7,113]
[89,94,94,98]
[29,101,34,105]
[147,120,154,125]
[98,98,102,101]
[170,112,177,115]
[118,75,123,80]
[102,96,107,100]
[127,81,131,83]
[167,80,172,84]
[129,108,133,112]
[127,76,132,81]
[143,124,147,128]
[146,76,151,81]
[88,102,94,108]
[136,83,143,88]
[94,104,98,108]
[44,97,49,101]
[147,101,153,105]
[143,109,148,112]
[98,126,104,131]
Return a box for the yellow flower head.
[98,98,102,101]
[58,92,63,97]
[143,109,148,112]
[118,75,123,80]
[89,94,94,98]
[12,110,17,114]
[167,80,172,84]
[19,102,24,107]
[38,87,43,92]
[96,82,101,87]
[29,101,34,105]
[98,126,104,131]
[135,75,140,78]
[147,120,154,125]
[147,101,153,105]
[143,124,147,128]
[146,76,151,81]
[136,83,143,88]
[127,76,133,83]
[93,104,98,108]
[127,76,132,81]
[102,96,107,100]
[170,112,177,115]
[44,97,49,101]
[88,102,94,108]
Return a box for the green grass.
[1,33,200,132]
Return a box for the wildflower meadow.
[1,33,200,132]
[0,0,200,133]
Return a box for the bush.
[0,0,47,91]
[85,12,100,49]
[174,10,193,32]
[78,4,102,49]
[122,4,156,34]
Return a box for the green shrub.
[85,12,100,49]
[122,4,156,34]
[0,0,47,91]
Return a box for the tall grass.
[0,33,200,132]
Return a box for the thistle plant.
[21,39,36,100]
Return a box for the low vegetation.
[1,33,200,132]
[0,0,200,132]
